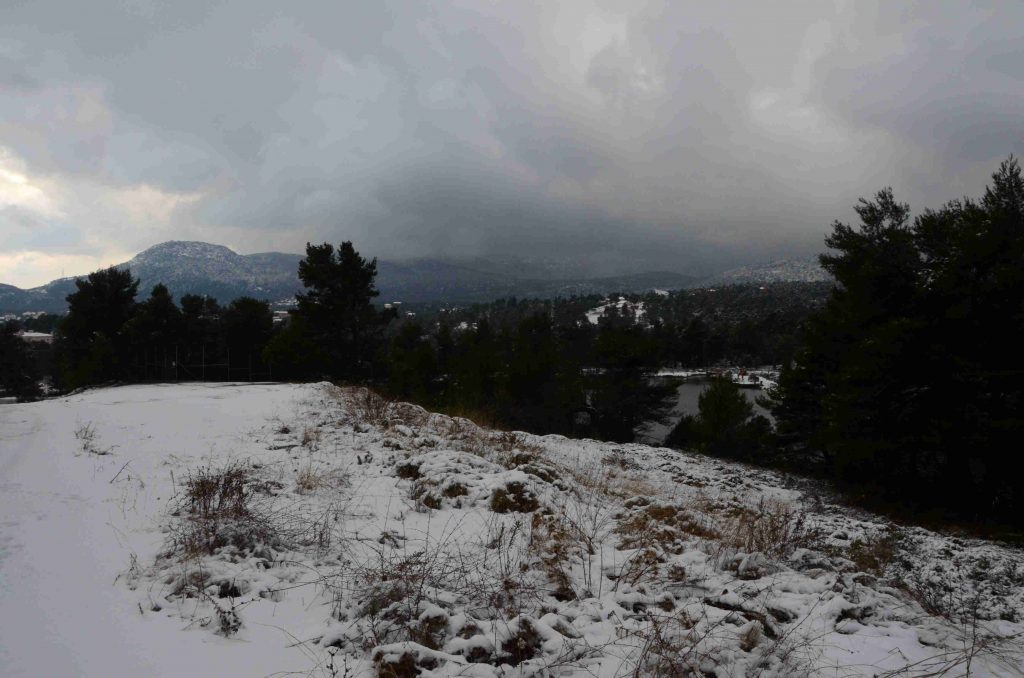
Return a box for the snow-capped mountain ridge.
[0,243,833,315]
[0,241,698,313]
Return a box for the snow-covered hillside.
[586,297,647,325]
[1,384,1022,677]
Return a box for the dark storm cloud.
[1,0,1021,285]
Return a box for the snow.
[2,382,1023,677]
[654,367,779,389]
[586,297,646,325]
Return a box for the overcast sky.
[1,1,1021,287]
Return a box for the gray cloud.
[1,0,1021,286]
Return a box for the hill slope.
[1,383,1021,677]
[703,256,831,286]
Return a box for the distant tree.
[57,266,139,388]
[589,322,674,442]
[21,313,62,334]
[180,293,221,345]
[292,242,394,381]
[500,312,586,434]
[223,297,273,360]
[262,315,327,381]
[123,284,185,380]
[127,284,184,348]
[0,322,41,400]
[668,378,769,459]
[450,317,502,415]
[386,320,438,402]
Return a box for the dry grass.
[295,462,346,495]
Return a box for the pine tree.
[292,242,394,381]
[0,322,41,400]
[57,266,140,387]
[769,158,1024,525]
[386,320,438,402]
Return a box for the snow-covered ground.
[654,368,779,390]
[1,383,1022,677]
[586,298,646,325]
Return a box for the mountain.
[701,256,831,286]
[0,241,699,314]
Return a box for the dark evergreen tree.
[0,322,41,400]
[57,266,139,388]
[293,242,393,381]
[500,312,585,434]
[668,378,768,459]
[450,317,502,416]
[386,320,438,402]
[263,315,326,381]
[769,158,1024,525]
[589,322,674,442]
[223,298,273,360]
[125,284,185,380]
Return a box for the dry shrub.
[395,461,421,480]
[501,617,543,664]
[617,502,720,553]
[431,403,504,431]
[301,425,322,449]
[845,529,899,577]
[602,448,641,471]
[491,431,545,465]
[738,621,763,652]
[529,513,577,601]
[411,479,443,511]
[346,529,473,652]
[168,461,283,559]
[491,481,540,513]
[616,476,662,500]
[74,420,109,455]
[629,610,702,677]
[374,650,418,678]
[336,386,428,431]
[566,458,617,495]
[344,387,398,428]
[724,497,817,560]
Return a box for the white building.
[16,331,53,345]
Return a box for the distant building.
[17,331,53,344]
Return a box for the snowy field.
[1,383,1022,677]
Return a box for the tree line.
[765,158,1024,528]
[10,242,817,443]
[5,159,1020,528]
